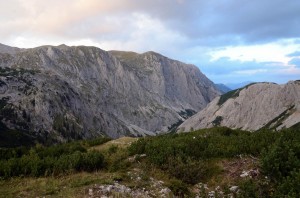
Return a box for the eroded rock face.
[0,44,220,143]
[178,81,300,132]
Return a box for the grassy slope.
[0,137,138,197]
[1,127,299,197]
[0,172,110,198]
[91,137,137,151]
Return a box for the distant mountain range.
[215,82,254,94]
[225,81,254,90]
[0,43,220,146]
[215,83,231,94]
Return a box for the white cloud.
[277,67,300,75]
[8,35,99,49]
[209,39,300,65]
[234,69,268,75]
[95,13,187,53]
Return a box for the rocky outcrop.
[178,81,300,132]
[0,44,220,144]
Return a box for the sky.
[1,0,300,84]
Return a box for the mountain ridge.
[0,43,220,145]
[178,81,300,132]
[215,83,231,94]
[225,81,254,90]
[0,43,22,54]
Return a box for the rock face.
[0,43,21,54]
[178,81,300,132]
[0,44,220,144]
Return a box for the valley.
[0,44,300,197]
[1,1,300,197]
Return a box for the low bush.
[260,129,300,196]
[165,157,218,184]
[84,137,112,147]
[275,170,300,197]
[167,179,190,197]
[238,179,260,198]
[128,127,300,193]
[107,148,130,172]
[129,127,278,166]
[0,144,105,178]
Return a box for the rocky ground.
[82,155,260,198]
[84,167,172,198]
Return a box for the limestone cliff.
[0,44,220,144]
[178,81,300,132]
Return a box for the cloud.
[1,0,300,84]
[95,13,188,53]
[209,41,300,64]
[190,54,298,84]
[287,51,300,57]
[140,0,300,46]
[198,57,279,75]
[204,61,300,84]
[289,58,300,68]
[2,0,300,47]
[233,69,268,75]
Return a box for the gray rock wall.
[178,81,300,132]
[0,44,220,142]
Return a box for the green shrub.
[108,145,118,154]
[261,131,300,182]
[238,179,260,198]
[218,89,241,106]
[127,127,284,189]
[0,146,104,178]
[167,179,190,197]
[128,138,147,155]
[165,157,218,184]
[84,137,112,147]
[108,150,130,172]
[212,116,223,126]
[0,146,29,160]
[260,129,300,196]
[129,127,278,166]
[35,142,86,158]
[82,151,104,172]
[275,170,300,197]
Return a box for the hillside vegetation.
[1,127,300,197]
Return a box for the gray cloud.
[124,0,300,46]
[2,0,300,47]
[1,0,300,84]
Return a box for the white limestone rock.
[178,81,300,132]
